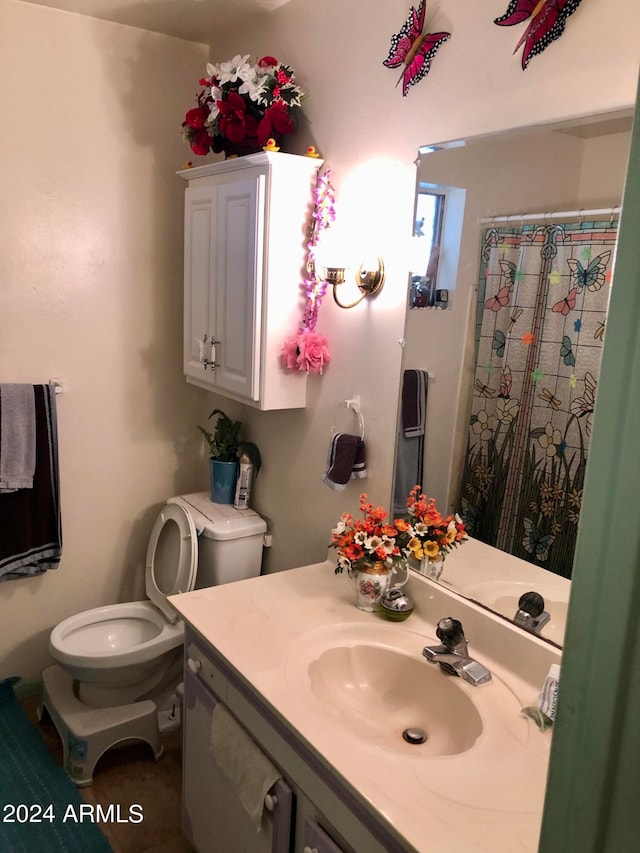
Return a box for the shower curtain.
[459,218,618,578]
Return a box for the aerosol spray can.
[233,453,254,509]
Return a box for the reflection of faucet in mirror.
[513,591,550,636]
[394,110,634,648]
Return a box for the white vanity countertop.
[170,560,561,853]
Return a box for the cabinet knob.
[264,793,278,811]
[187,657,202,674]
[303,847,318,853]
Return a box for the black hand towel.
[322,433,364,491]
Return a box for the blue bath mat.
[0,678,112,852]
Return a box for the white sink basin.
[284,622,529,768]
[307,642,483,756]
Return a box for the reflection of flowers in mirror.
[401,486,468,563]
[182,54,306,156]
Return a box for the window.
[410,188,446,308]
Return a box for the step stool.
[41,665,163,787]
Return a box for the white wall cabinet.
[178,153,322,410]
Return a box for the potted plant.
[198,409,262,504]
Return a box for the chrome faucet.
[422,617,492,686]
[513,591,550,635]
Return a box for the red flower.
[217,91,258,143]
[184,107,208,129]
[257,100,295,144]
[258,56,278,67]
[189,128,213,156]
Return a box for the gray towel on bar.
[393,370,429,515]
[0,385,36,492]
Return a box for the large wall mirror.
[393,108,635,648]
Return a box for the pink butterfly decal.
[383,0,451,97]
[551,287,578,316]
[494,0,585,70]
[485,285,511,312]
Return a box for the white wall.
[0,0,638,679]
[0,0,213,678]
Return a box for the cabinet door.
[302,817,348,853]
[213,172,265,402]
[183,182,217,389]
[183,670,293,853]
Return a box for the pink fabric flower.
[297,332,331,374]
[281,336,300,370]
[281,332,331,374]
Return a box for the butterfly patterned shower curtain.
[459,218,617,579]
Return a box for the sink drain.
[402,727,428,745]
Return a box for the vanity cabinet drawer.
[302,817,347,853]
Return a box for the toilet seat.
[145,502,198,622]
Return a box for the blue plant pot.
[209,459,239,505]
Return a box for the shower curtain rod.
[480,206,621,225]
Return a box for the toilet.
[48,492,267,708]
[42,492,267,785]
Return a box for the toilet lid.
[145,503,198,621]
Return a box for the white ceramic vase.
[349,562,393,611]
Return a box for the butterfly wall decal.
[383,0,451,97]
[494,0,585,70]
[566,250,611,292]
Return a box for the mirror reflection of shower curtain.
[459,219,617,579]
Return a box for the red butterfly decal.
[551,287,578,316]
[383,0,451,97]
[494,0,585,70]
[485,285,511,312]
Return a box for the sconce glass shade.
[327,257,385,309]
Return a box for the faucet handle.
[435,617,466,650]
[518,591,545,618]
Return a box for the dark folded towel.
[0,384,62,581]
[402,369,429,438]
[322,433,367,491]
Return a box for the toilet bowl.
[49,492,267,708]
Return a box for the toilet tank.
[169,492,267,588]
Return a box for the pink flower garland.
[281,170,335,375]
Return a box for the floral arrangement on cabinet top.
[332,490,468,575]
[182,54,306,157]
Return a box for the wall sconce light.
[325,258,386,309]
